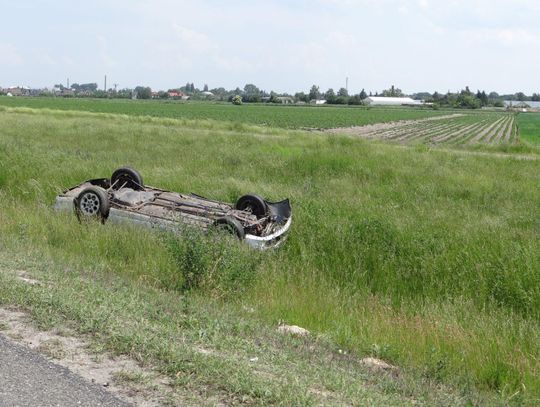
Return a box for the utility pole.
[104,75,107,91]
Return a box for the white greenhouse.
[364,97,423,106]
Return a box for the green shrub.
[231,95,242,105]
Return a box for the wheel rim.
[80,192,100,216]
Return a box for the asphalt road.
[0,334,131,407]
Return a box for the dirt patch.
[326,114,464,138]
[0,307,189,407]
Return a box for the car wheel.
[76,186,109,222]
[213,217,245,240]
[235,194,267,218]
[111,167,143,190]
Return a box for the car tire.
[75,186,109,222]
[213,217,245,240]
[111,167,143,190]
[235,194,267,218]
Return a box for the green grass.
[0,96,444,129]
[0,107,539,404]
[0,250,482,406]
[517,112,540,144]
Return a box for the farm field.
[1,107,539,404]
[517,112,540,144]
[332,112,519,145]
[0,96,445,129]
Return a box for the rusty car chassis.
[54,167,292,249]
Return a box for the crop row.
[364,113,517,145]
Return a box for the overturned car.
[54,167,292,249]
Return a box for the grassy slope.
[0,96,444,129]
[0,249,476,406]
[517,112,540,144]
[1,108,539,404]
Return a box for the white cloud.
[172,24,216,53]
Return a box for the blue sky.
[1,0,539,94]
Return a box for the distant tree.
[348,94,363,105]
[515,92,527,101]
[134,86,151,99]
[210,87,228,100]
[158,91,169,99]
[359,88,367,99]
[455,93,480,109]
[381,85,403,97]
[295,92,309,103]
[203,84,209,92]
[243,83,261,102]
[488,91,500,99]
[412,92,432,100]
[231,95,242,105]
[324,88,336,103]
[268,91,279,103]
[337,87,348,97]
[115,88,133,99]
[461,86,472,96]
[480,91,488,106]
[84,83,98,92]
[190,83,195,93]
[532,93,540,102]
[502,94,516,101]
[308,85,320,100]
[475,90,488,106]
[432,91,441,102]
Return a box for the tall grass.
[1,108,539,402]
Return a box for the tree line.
[4,81,539,109]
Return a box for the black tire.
[213,217,245,240]
[235,194,267,218]
[111,167,143,190]
[75,186,109,222]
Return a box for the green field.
[0,96,444,129]
[1,106,539,404]
[517,112,540,144]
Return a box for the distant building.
[168,91,185,98]
[60,88,74,97]
[276,96,294,104]
[364,96,423,106]
[5,86,30,96]
[310,99,327,105]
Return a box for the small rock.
[102,382,109,387]
[361,357,396,372]
[277,324,310,337]
[249,357,259,362]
